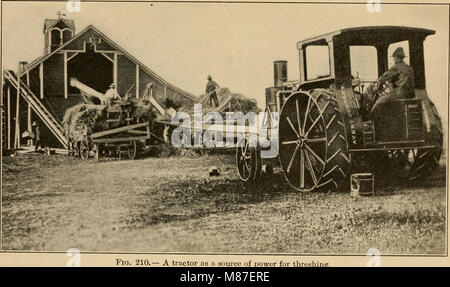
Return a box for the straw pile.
[62,87,259,144]
[62,98,157,143]
[181,87,260,114]
[62,104,106,142]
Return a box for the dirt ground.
[1,151,446,254]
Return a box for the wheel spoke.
[287,145,300,173]
[309,112,324,135]
[282,139,298,145]
[305,143,325,166]
[305,137,327,143]
[286,117,300,138]
[300,149,305,188]
[239,146,244,157]
[296,100,303,136]
[243,141,249,156]
[305,113,322,137]
[302,97,311,134]
[304,150,318,184]
[244,160,250,176]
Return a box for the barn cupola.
[43,12,75,54]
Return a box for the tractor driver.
[370,47,415,113]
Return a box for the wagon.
[68,104,151,160]
[90,121,151,160]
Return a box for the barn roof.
[27,24,197,102]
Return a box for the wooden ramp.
[4,70,68,149]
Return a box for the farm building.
[2,17,197,150]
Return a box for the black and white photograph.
[0,0,448,267]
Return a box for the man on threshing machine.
[143,82,154,102]
[205,75,220,108]
[366,47,415,113]
[104,83,121,105]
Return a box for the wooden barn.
[2,17,197,150]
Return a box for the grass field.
[1,152,447,254]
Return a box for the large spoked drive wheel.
[386,148,442,181]
[236,137,262,182]
[279,92,328,191]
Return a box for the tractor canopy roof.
[297,26,435,48]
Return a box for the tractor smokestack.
[274,60,287,87]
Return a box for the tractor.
[256,26,443,192]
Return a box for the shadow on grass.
[122,172,298,228]
[122,164,446,228]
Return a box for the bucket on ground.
[350,173,374,197]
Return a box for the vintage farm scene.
[1,3,447,254]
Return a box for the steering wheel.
[377,80,392,95]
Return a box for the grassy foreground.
[1,152,446,254]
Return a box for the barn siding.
[64,30,116,52]
[117,55,136,96]
[19,67,40,97]
[42,96,84,123]
[138,67,167,107]
[43,53,64,96]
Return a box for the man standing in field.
[205,75,220,108]
[32,121,41,152]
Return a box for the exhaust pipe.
[273,60,287,87]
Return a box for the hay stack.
[180,87,260,114]
[62,104,106,142]
[62,98,157,143]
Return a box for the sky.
[2,1,448,122]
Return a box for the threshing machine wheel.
[127,141,137,160]
[278,90,349,192]
[236,136,262,182]
[79,138,90,160]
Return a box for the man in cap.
[370,47,415,113]
[205,75,220,108]
[32,121,41,152]
[143,82,154,101]
[104,83,121,105]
